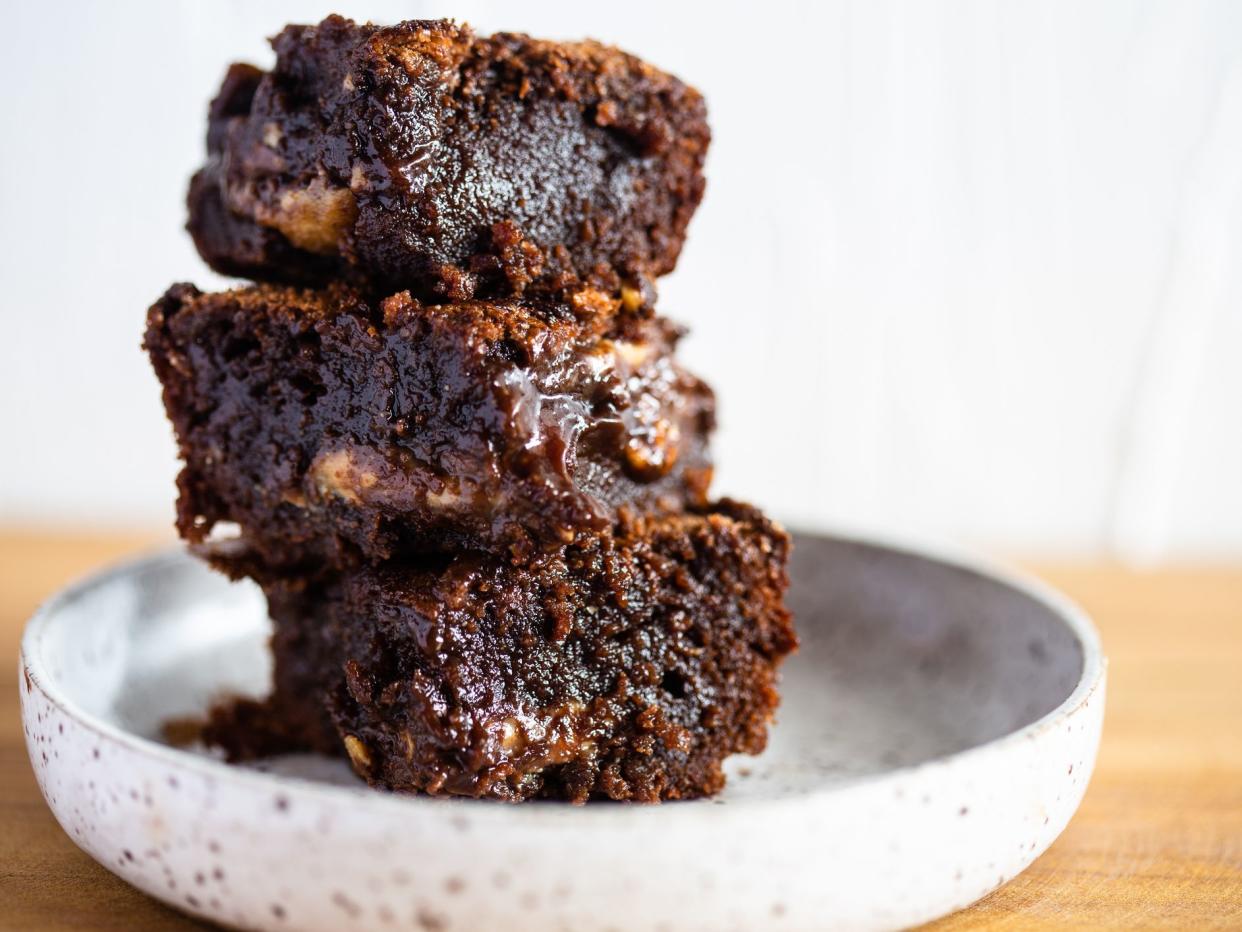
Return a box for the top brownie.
[188,15,710,301]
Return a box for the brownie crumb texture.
[144,281,715,573]
[207,503,796,802]
[188,16,710,303]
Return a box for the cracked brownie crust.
[144,281,714,571]
[188,15,710,301]
[206,501,796,802]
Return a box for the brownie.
[144,281,714,571]
[206,501,796,802]
[188,16,710,301]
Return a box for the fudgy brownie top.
[145,281,714,570]
[189,15,710,302]
[207,500,796,802]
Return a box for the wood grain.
[1,531,1240,930]
[928,565,1242,930]
[0,529,200,931]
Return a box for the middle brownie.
[145,282,714,570]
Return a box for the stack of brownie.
[145,15,796,802]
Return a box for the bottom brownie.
[206,501,796,802]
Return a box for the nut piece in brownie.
[189,15,710,301]
[144,282,714,571]
[207,501,796,802]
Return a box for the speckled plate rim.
[20,530,1106,827]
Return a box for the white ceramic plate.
[20,533,1105,931]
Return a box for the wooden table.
[2,531,1240,930]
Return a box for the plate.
[20,533,1105,931]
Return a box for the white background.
[1,0,1239,561]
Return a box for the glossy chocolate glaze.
[188,16,710,301]
[144,282,714,572]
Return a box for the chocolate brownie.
[206,501,796,802]
[188,16,710,301]
[144,281,714,571]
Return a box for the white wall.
[1,0,1239,560]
